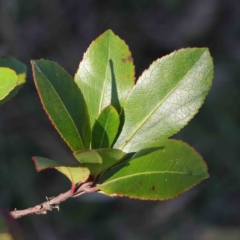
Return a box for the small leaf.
[0,57,27,103]
[74,149,126,178]
[114,48,214,152]
[32,156,90,191]
[96,148,126,175]
[75,29,135,127]
[92,105,120,149]
[98,139,209,200]
[0,57,26,85]
[0,68,18,100]
[31,60,91,151]
[74,150,102,177]
[74,150,102,164]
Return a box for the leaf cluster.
[29,30,213,200]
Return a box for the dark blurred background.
[0,0,240,239]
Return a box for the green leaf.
[0,68,18,100]
[0,57,26,85]
[74,150,102,164]
[96,148,126,175]
[74,150,102,178]
[98,139,209,200]
[31,60,91,151]
[92,105,120,149]
[75,29,135,127]
[114,48,214,152]
[74,148,126,178]
[32,156,90,191]
[0,57,27,103]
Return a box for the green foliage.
[114,48,213,152]
[32,157,90,191]
[98,140,208,200]
[0,68,18,100]
[0,57,26,103]
[32,60,91,151]
[74,30,135,127]
[0,57,26,237]
[31,30,214,200]
[74,149,126,178]
[92,105,120,149]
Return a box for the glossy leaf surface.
[114,48,213,152]
[33,156,90,190]
[32,60,91,151]
[99,140,208,200]
[92,105,120,149]
[0,68,18,100]
[75,29,135,127]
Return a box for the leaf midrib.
[98,33,111,115]
[100,170,204,187]
[0,81,16,89]
[36,63,84,150]
[119,50,206,150]
[0,68,18,89]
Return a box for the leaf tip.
[104,29,115,35]
[31,156,41,172]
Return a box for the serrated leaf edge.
[74,29,136,117]
[0,67,19,100]
[99,138,209,200]
[99,174,208,201]
[116,48,214,150]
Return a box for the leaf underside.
[98,139,209,200]
[32,157,90,191]
[114,48,213,152]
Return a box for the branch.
[10,182,98,219]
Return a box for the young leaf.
[92,105,120,149]
[0,57,27,103]
[74,150,102,164]
[74,149,126,178]
[31,60,91,151]
[0,68,18,100]
[98,139,209,200]
[32,157,90,191]
[74,150,102,178]
[114,48,214,152]
[96,148,126,175]
[75,29,135,127]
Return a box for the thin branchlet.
[10,182,98,219]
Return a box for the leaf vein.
[120,50,207,150]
